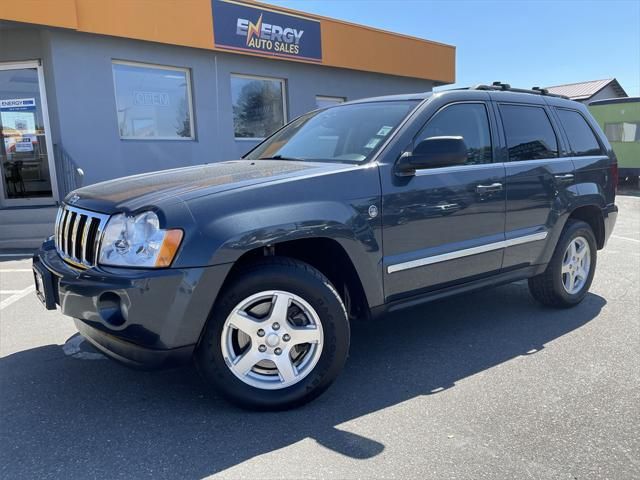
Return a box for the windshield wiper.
[258,155,304,161]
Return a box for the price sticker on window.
[365,137,381,149]
[376,126,393,136]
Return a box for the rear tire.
[528,220,597,308]
[195,257,349,410]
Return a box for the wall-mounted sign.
[212,0,322,62]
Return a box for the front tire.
[196,257,350,410]
[528,220,597,308]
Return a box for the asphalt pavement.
[0,195,638,479]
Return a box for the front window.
[245,100,419,163]
[416,103,493,165]
[112,61,194,140]
[231,75,287,139]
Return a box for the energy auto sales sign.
[212,0,322,62]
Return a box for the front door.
[381,101,506,301]
[0,61,58,207]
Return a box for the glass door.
[0,61,58,207]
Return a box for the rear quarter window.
[498,104,558,161]
[556,109,603,156]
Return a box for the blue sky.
[267,0,640,96]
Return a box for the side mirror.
[395,136,467,176]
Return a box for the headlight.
[99,211,183,268]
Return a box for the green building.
[589,98,640,184]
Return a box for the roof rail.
[471,81,570,99]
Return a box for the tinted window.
[556,109,602,156]
[417,103,492,165]
[499,104,558,161]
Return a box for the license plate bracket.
[33,262,57,310]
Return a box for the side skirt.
[370,265,546,320]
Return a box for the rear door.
[494,99,576,270]
[381,98,506,300]
[553,106,612,206]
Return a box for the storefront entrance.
[0,61,58,207]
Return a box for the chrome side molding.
[387,231,548,274]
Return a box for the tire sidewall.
[550,222,597,306]
[196,261,349,410]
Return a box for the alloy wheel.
[220,290,324,390]
[561,236,591,295]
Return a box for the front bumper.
[34,239,232,369]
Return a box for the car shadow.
[0,281,605,478]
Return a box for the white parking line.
[611,235,640,244]
[1,290,24,294]
[0,285,35,310]
[0,269,33,273]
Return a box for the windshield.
[245,100,420,163]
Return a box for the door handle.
[554,173,574,182]
[476,182,503,193]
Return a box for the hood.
[66,160,353,214]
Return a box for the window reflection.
[499,104,558,161]
[112,62,193,139]
[231,75,286,139]
[417,103,493,165]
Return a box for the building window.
[316,96,345,109]
[499,104,558,161]
[112,61,194,140]
[231,74,286,139]
[604,122,640,143]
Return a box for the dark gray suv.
[33,83,618,409]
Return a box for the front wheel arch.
[226,237,372,321]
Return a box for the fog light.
[97,292,126,326]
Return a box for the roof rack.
[472,81,570,99]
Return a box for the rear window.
[556,109,603,156]
[499,104,558,161]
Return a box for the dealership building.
[0,0,455,247]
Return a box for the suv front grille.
[55,205,110,268]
